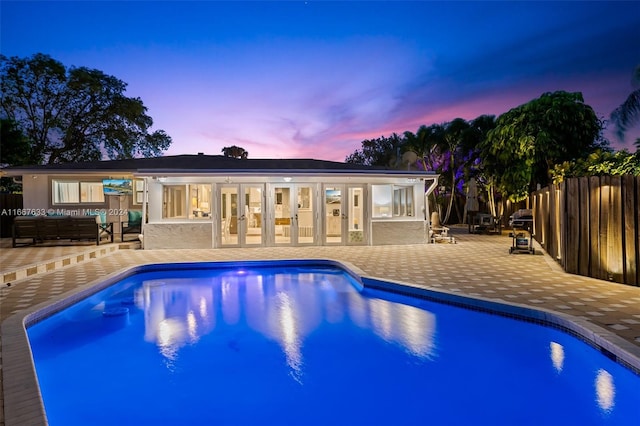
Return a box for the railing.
[530,176,639,286]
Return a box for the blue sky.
[2,1,639,161]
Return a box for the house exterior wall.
[17,174,142,236]
[371,221,427,245]
[143,222,213,249]
[21,176,49,211]
[141,177,430,248]
[9,165,437,248]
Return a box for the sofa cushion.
[128,210,142,225]
[86,211,107,225]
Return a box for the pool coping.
[3,258,640,426]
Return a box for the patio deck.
[1,227,640,425]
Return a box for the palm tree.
[403,124,443,173]
[465,115,498,216]
[438,118,472,224]
[403,124,446,216]
[611,65,640,141]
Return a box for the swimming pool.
[26,260,640,425]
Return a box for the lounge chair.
[430,211,455,243]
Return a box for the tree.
[464,115,500,216]
[403,124,443,173]
[345,133,403,167]
[610,65,640,142]
[437,118,474,223]
[0,118,31,167]
[0,118,32,192]
[0,53,171,164]
[481,91,604,201]
[221,145,248,159]
[551,149,640,182]
[404,120,494,223]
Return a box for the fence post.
[578,177,590,277]
[608,177,624,282]
[589,176,601,279]
[622,175,639,286]
[565,178,579,274]
[598,176,611,281]
[541,188,550,253]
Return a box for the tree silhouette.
[611,65,640,142]
[221,145,248,159]
[0,53,172,164]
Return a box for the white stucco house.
[2,154,439,249]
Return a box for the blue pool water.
[27,261,640,425]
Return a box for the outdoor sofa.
[12,215,113,247]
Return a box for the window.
[372,185,414,218]
[372,185,392,217]
[81,182,104,203]
[53,180,105,204]
[393,187,414,217]
[133,180,145,204]
[162,184,212,219]
[298,187,311,209]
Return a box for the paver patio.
[1,228,639,425]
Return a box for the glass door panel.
[348,187,365,244]
[273,186,292,245]
[243,185,264,246]
[297,186,315,245]
[220,186,238,245]
[324,186,343,244]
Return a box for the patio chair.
[121,210,142,242]
[430,211,455,244]
[94,212,114,244]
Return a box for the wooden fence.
[0,193,23,238]
[530,176,639,286]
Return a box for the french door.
[270,184,317,246]
[323,185,366,245]
[219,184,264,247]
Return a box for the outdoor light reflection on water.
[134,269,623,419]
[135,271,438,378]
[550,341,565,373]
[550,341,617,414]
[596,369,616,412]
[276,292,304,383]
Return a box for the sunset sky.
[2,1,639,161]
